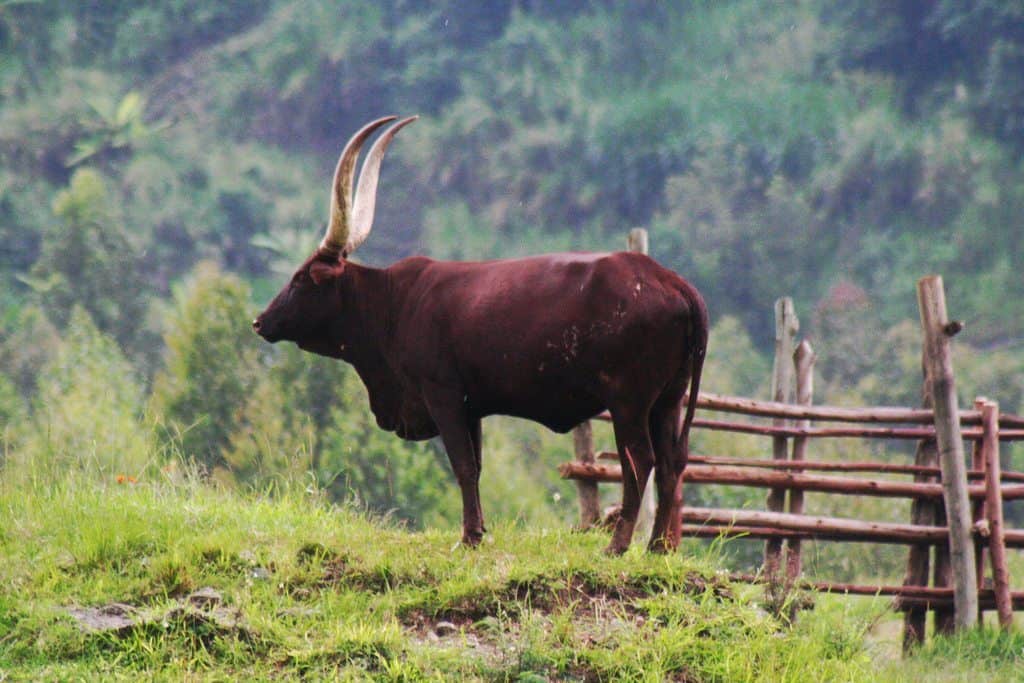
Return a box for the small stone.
[434,620,459,637]
[187,587,222,609]
[277,607,317,620]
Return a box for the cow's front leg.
[424,387,485,547]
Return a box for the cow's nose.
[252,318,261,332]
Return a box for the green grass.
[0,474,1019,681]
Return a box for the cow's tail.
[678,293,709,467]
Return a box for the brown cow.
[254,116,708,554]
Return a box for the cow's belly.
[468,371,606,433]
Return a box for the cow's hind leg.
[469,416,486,533]
[606,406,656,555]
[648,395,687,552]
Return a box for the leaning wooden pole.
[764,298,798,579]
[785,340,815,582]
[917,275,977,631]
[981,400,1014,629]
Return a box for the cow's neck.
[334,261,394,368]
[331,261,436,439]
[334,262,405,407]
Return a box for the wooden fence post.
[785,340,815,582]
[902,356,939,650]
[628,228,657,544]
[627,226,649,254]
[917,275,977,632]
[981,400,1013,629]
[573,420,600,528]
[765,297,798,578]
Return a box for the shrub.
[150,262,261,471]
[16,307,150,481]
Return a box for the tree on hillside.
[222,342,460,528]
[21,307,150,479]
[0,371,24,457]
[150,262,262,471]
[0,305,60,398]
[221,345,348,487]
[26,168,149,351]
[825,1,1024,148]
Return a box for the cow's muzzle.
[252,315,280,342]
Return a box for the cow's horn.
[345,115,418,255]
[320,115,398,257]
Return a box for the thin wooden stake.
[573,420,599,528]
[765,298,798,579]
[785,341,815,582]
[981,401,1014,629]
[917,275,977,632]
[971,398,989,624]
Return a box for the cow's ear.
[309,259,345,285]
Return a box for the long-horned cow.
[254,116,708,554]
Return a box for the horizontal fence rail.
[686,454,1024,482]
[591,409,1024,441]
[680,507,950,545]
[690,391,1024,428]
[560,461,1024,501]
[728,574,1024,611]
[590,451,1024,482]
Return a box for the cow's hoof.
[461,530,484,548]
[603,542,628,556]
[647,537,675,554]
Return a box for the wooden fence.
[560,252,1023,650]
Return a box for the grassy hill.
[1,475,1021,681]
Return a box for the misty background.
[2,1,1023,578]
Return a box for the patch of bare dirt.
[66,587,254,644]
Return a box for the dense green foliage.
[2,0,1024,585]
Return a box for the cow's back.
[388,252,702,431]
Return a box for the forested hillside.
[2,1,1023,558]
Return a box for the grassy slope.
[0,477,1021,681]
